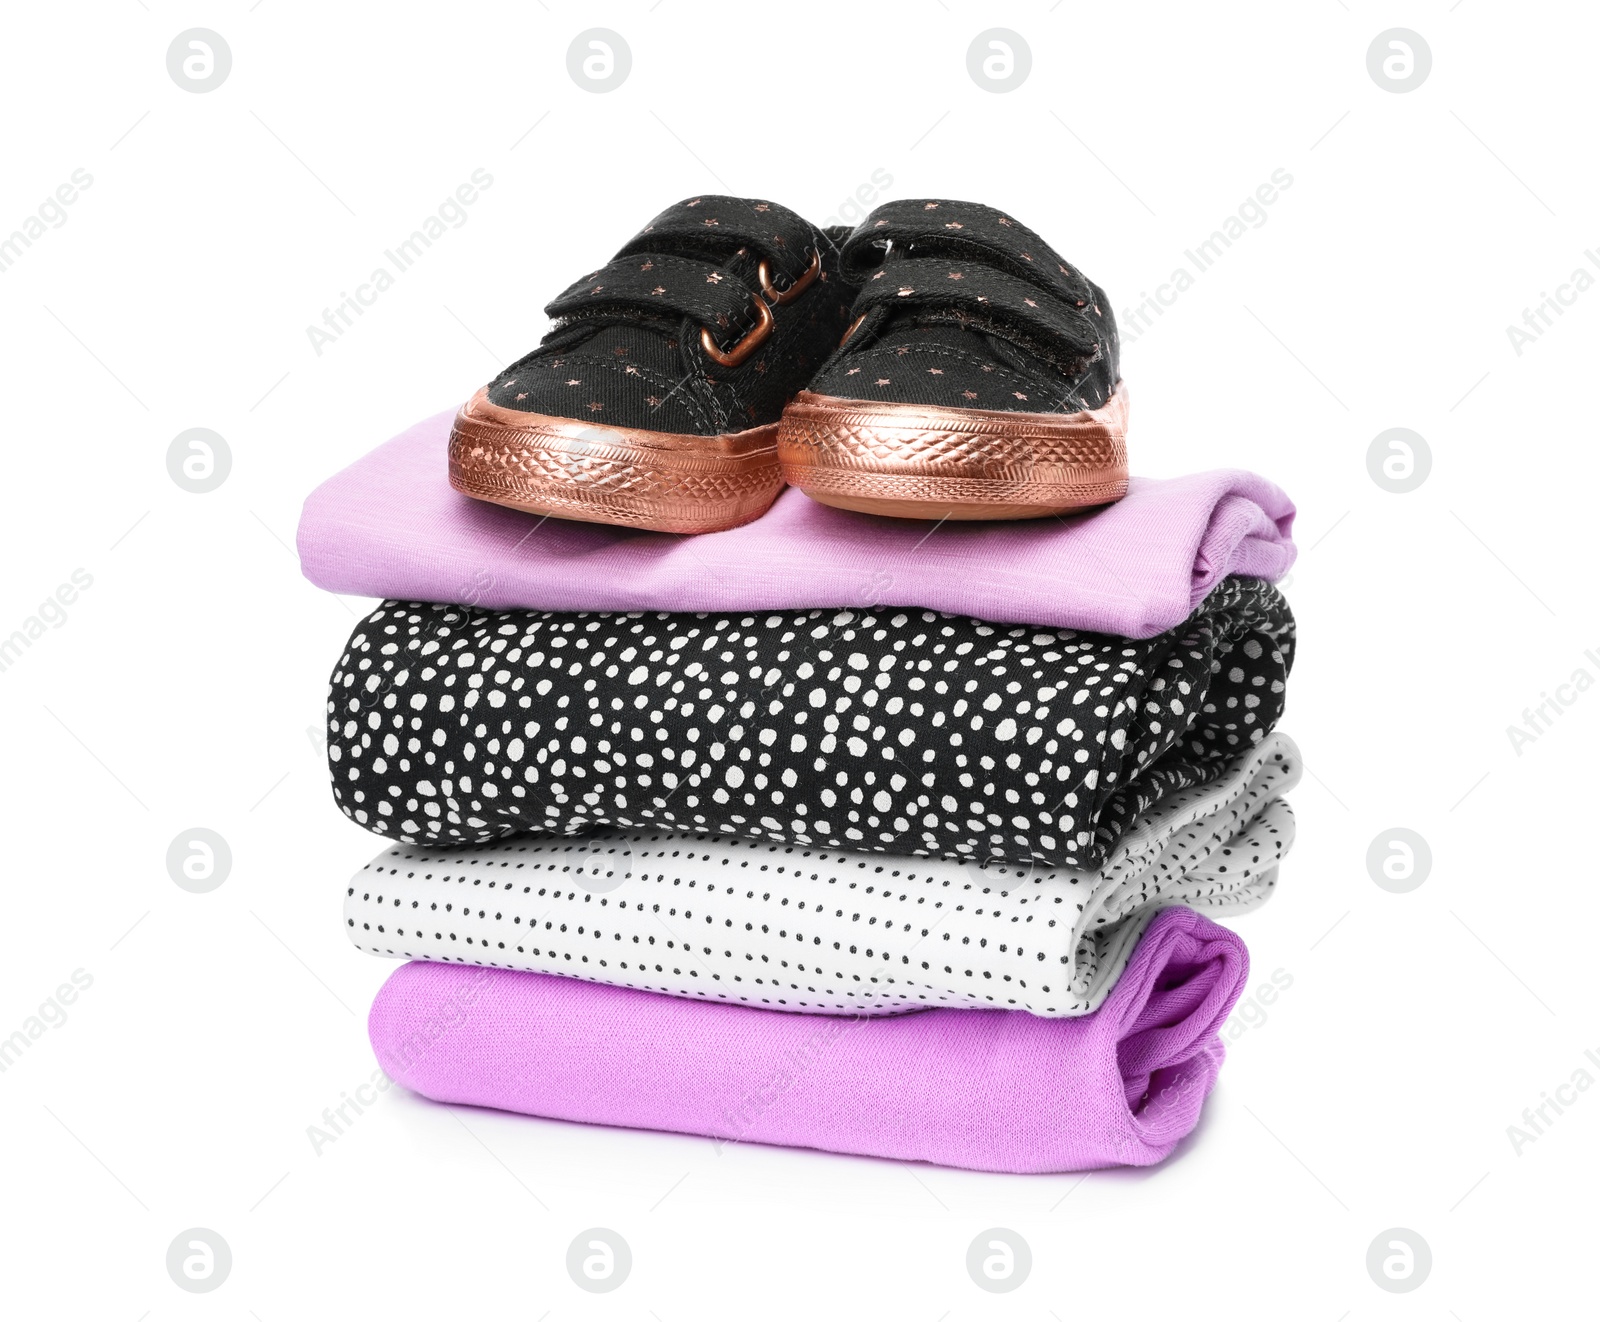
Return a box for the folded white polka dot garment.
[346,732,1299,1017]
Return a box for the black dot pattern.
[343,733,1298,1016]
[326,575,1293,870]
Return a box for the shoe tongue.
[622,195,817,265]
[548,197,824,362]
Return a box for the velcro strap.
[544,253,757,330]
[841,198,1095,307]
[617,195,819,284]
[850,257,1100,363]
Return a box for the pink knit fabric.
[298,409,1296,637]
[367,907,1246,1173]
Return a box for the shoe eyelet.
[758,248,821,306]
[700,295,775,367]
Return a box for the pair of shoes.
[447,195,1128,533]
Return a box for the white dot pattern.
[327,576,1292,870]
[345,733,1299,1016]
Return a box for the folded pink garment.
[368,906,1246,1173]
[299,409,1296,637]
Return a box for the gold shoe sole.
[777,385,1130,521]
[448,388,784,535]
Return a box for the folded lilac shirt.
[368,906,1246,1173]
[299,409,1296,637]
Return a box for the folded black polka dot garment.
[327,575,1293,871]
[345,733,1298,1016]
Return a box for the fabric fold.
[346,732,1298,1017]
[297,408,1296,638]
[367,905,1247,1173]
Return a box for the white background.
[2,1,1595,1316]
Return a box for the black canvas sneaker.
[450,197,854,534]
[777,198,1128,521]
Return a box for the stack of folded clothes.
[298,196,1299,1173]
